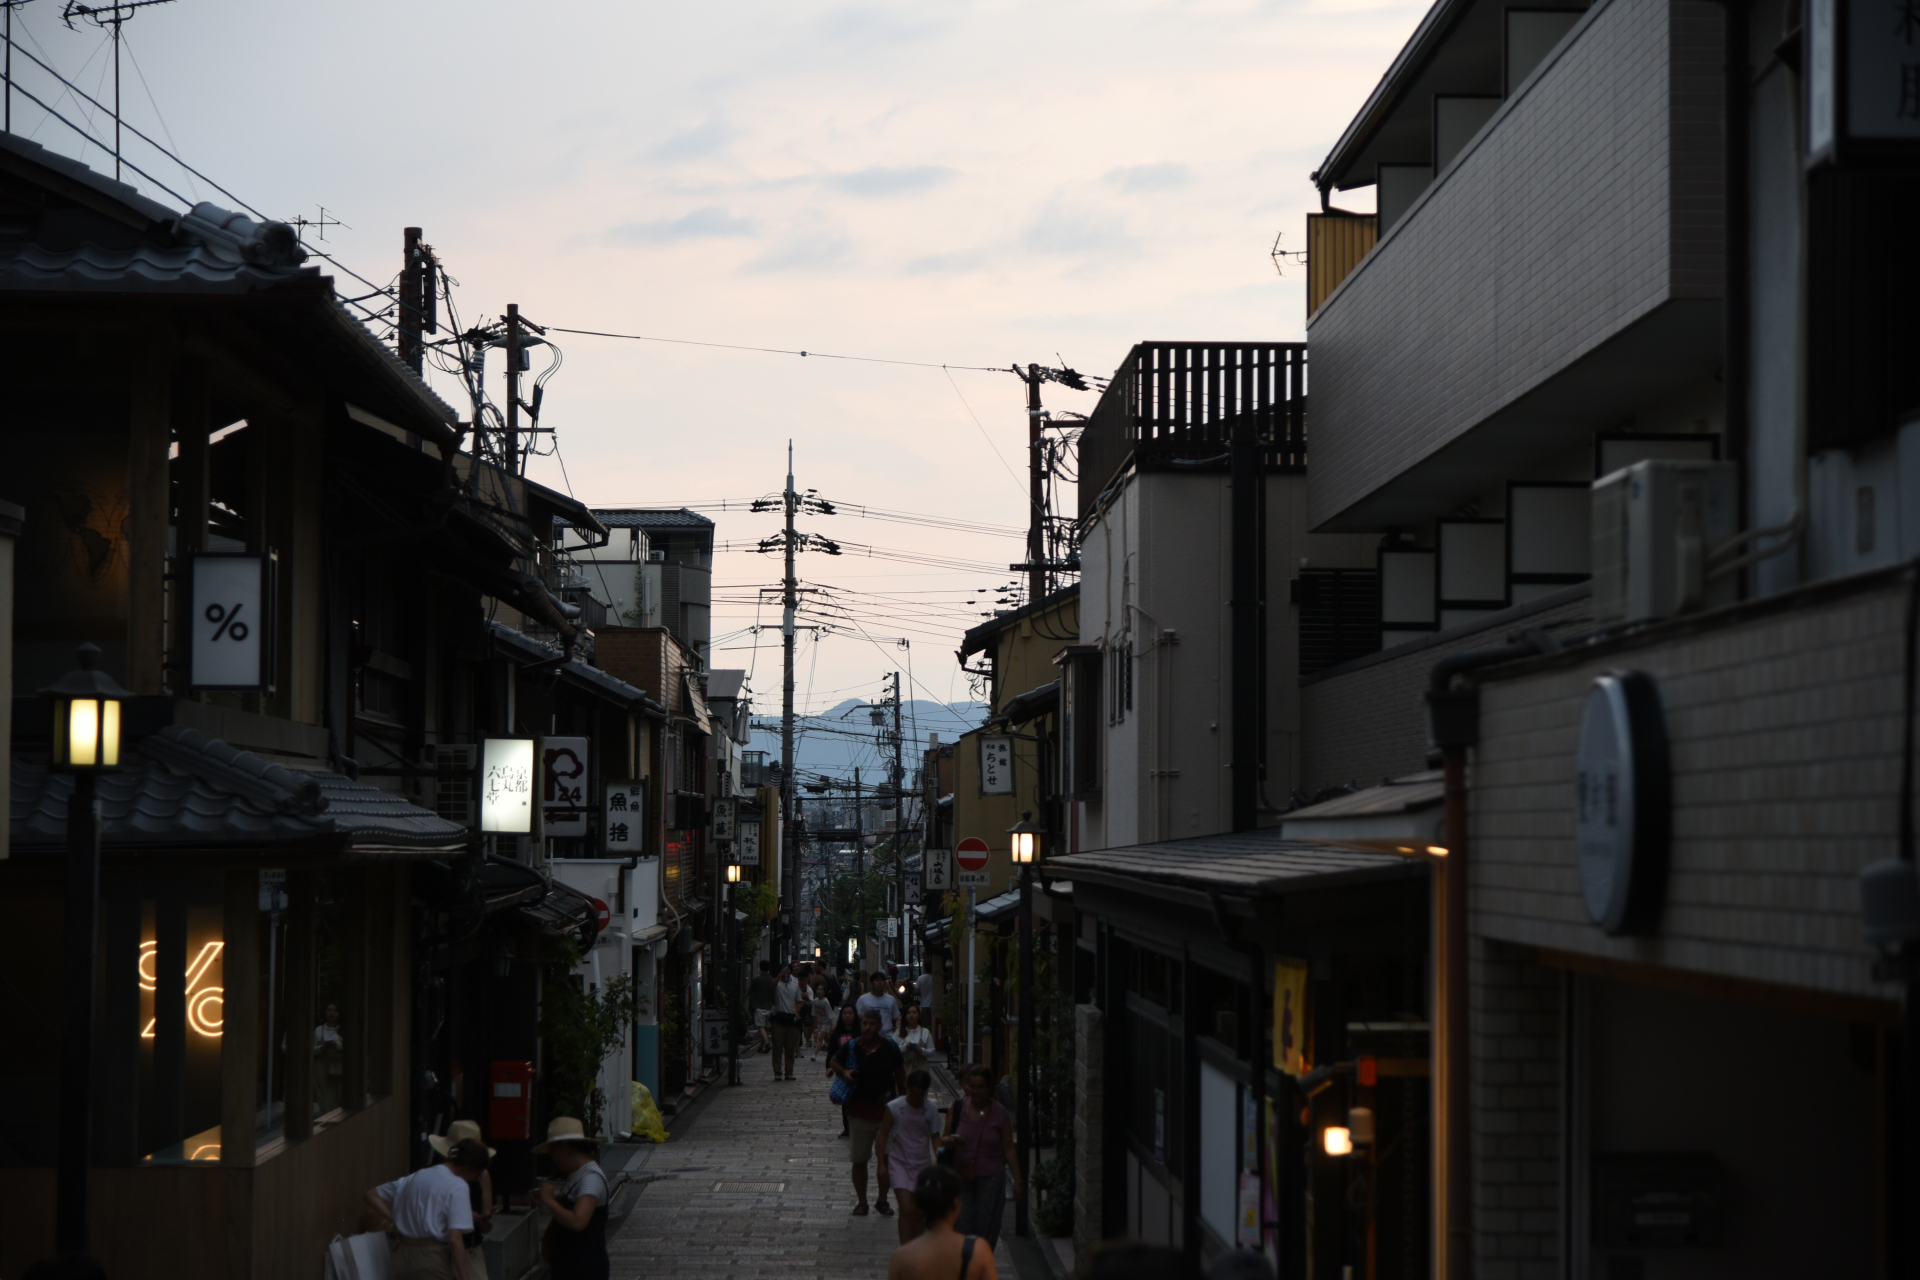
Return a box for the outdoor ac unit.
[648,550,666,562]
[431,744,478,828]
[1591,459,1738,626]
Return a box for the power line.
[545,325,1007,374]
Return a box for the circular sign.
[955,837,991,872]
[1574,671,1671,936]
[591,897,611,934]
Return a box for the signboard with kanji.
[923,848,951,891]
[481,738,535,834]
[980,736,1013,795]
[603,781,645,854]
[738,820,762,866]
[713,798,737,842]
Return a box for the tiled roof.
[1048,827,1420,897]
[11,725,467,856]
[485,620,664,713]
[592,508,715,529]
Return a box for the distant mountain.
[750,698,985,784]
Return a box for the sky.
[5,0,1408,722]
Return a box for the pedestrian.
[532,1117,610,1280]
[886,1165,998,1280]
[824,1004,861,1136]
[941,1065,1021,1250]
[797,976,818,1051]
[877,1069,945,1244]
[314,1002,345,1113]
[894,1002,934,1078]
[429,1120,498,1280]
[810,982,833,1055]
[363,1136,491,1280]
[832,1010,905,1216]
[915,967,935,1010]
[825,968,845,1009]
[770,962,803,1081]
[748,960,776,1054]
[857,970,902,1037]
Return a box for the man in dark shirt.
[834,1010,906,1216]
[748,960,776,1054]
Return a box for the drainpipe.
[1423,630,1562,1280]
[1230,406,1264,832]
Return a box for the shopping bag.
[324,1231,391,1280]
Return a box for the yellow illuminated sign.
[139,940,224,1038]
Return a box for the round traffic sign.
[591,897,611,934]
[956,837,991,872]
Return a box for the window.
[1058,647,1101,798]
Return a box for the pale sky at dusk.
[8,0,1407,724]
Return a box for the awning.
[9,725,468,859]
[1048,826,1425,901]
[682,675,714,736]
[999,680,1058,727]
[1278,770,1447,854]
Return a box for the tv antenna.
[60,0,175,183]
[286,206,348,242]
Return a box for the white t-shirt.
[856,991,901,1035]
[884,1095,945,1188]
[773,976,802,1017]
[895,1026,934,1057]
[916,972,935,1006]
[377,1163,473,1240]
[560,1159,609,1207]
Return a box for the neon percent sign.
[139,939,224,1038]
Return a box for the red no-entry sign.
[591,897,611,934]
[956,837,990,872]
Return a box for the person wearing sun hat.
[430,1120,498,1280]
[364,1136,491,1280]
[534,1117,610,1280]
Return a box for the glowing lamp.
[45,643,129,772]
[725,864,743,883]
[1427,846,1449,856]
[1007,810,1041,864]
[1323,1126,1353,1157]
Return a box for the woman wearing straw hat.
[533,1117,610,1280]
[430,1120,497,1280]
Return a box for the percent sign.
[205,602,249,642]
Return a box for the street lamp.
[45,643,130,1255]
[726,863,743,884]
[724,864,743,1084]
[1005,809,1043,1238]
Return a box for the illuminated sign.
[543,736,590,837]
[481,737,536,834]
[140,939,224,1038]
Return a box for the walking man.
[364,1137,491,1280]
[833,1010,905,1216]
[857,970,902,1037]
[877,1069,945,1244]
[748,960,776,1054]
[770,962,803,1080]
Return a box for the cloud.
[610,206,758,244]
[650,118,737,162]
[1104,162,1193,193]
[745,230,853,273]
[905,247,989,275]
[1021,199,1135,258]
[823,165,957,197]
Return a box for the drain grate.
[786,1157,841,1165]
[712,1181,787,1192]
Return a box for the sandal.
[875,1200,894,1217]
[852,1202,869,1216]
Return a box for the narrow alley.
[606,1064,1022,1279]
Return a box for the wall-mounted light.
[1427,845,1449,856]
[46,643,129,771]
[847,937,857,963]
[1323,1125,1353,1157]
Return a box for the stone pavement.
[605,1049,1021,1279]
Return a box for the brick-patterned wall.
[1307,0,1725,527]
[1473,573,1909,999]
[1298,591,1593,794]
[1471,940,1564,1280]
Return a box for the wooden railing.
[1078,342,1308,519]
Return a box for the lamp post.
[45,643,130,1256]
[725,864,743,1086]
[1007,810,1040,1239]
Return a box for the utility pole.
[1025,363,1046,606]
[890,671,905,971]
[504,303,522,475]
[398,228,437,376]
[853,765,865,972]
[780,442,798,966]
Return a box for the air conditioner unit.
[647,550,666,562]
[1591,459,1738,626]
[431,744,478,828]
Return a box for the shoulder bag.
[829,1040,858,1105]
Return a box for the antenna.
[286,206,348,242]
[60,0,175,183]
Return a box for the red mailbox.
[489,1060,535,1140]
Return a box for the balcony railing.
[1079,341,1307,520]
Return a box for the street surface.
[607,1055,1021,1279]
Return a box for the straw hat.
[429,1119,497,1158]
[533,1116,598,1153]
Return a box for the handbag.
[829,1040,857,1105]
